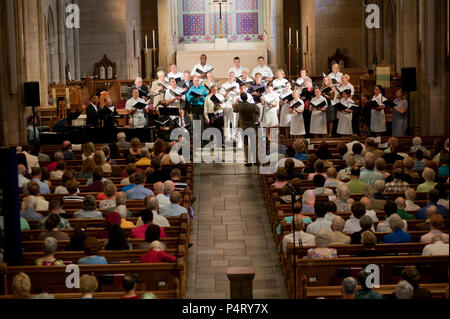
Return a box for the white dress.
[125,97,147,128]
[337,97,355,135]
[371,93,387,132]
[261,92,280,128]
[328,72,343,85]
[272,78,288,95]
[290,99,305,136]
[279,90,293,127]
[220,81,240,140]
[309,95,328,134]
[337,83,355,96]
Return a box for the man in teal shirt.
[186,76,208,133]
[346,167,368,194]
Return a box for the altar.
[176,47,267,79]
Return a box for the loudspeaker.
[24,81,40,106]
[401,68,417,92]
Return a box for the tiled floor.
[185,149,288,299]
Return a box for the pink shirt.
[271,181,288,190]
[130,224,166,239]
[140,249,176,263]
[420,229,449,244]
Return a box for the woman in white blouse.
[338,74,355,99]
[328,63,343,85]
[279,82,293,138]
[272,70,288,96]
[371,85,387,136]
[309,87,328,137]
[337,90,355,136]
[261,84,280,138]
[289,90,306,137]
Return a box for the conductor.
[233,93,260,166]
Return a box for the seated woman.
[77,237,108,265]
[80,274,98,299]
[282,215,316,255]
[150,139,165,159]
[333,183,354,212]
[105,224,129,251]
[416,167,437,193]
[140,240,176,263]
[357,230,378,257]
[97,212,122,239]
[271,168,288,190]
[66,224,87,251]
[126,137,142,159]
[438,150,449,178]
[35,237,64,266]
[131,209,167,239]
[93,150,112,175]
[293,139,308,161]
[77,158,96,179]
[82,142,95,161]
[306,231,337,259]
[37,213,70,241]
[307,159,327,181]
[383,214,412,243]
[399,266,432,299]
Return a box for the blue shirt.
[439,166,449,177]
[186,85,208,107]
[121,183,135,192]
[126,185,154,200]
[383,229,412,243]
[160,203,188,217]
[416,202,449,219]
[30,178,50,194]
[78,256,108,265]
[413,160,425,172]
[295,153,308,161]
[276,215,313,235]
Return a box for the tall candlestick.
[152,30,156,49]
[145,35,148,52]
[296,30,299,49]
[289,27,292,46]
[137,40,140,57]
[304,35,307,53]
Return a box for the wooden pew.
[305,283,448,299]
[0,290,178,299]
[0,261,185,298]
[287,255,449,299]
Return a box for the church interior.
[0,0,449,301]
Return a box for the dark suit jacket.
[171,116,193,135]
[86,103,100,127]
[233,102,260,130]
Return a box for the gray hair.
[359,215,373,230]
[115,192,127,206]
[422,167,435,182]
[54,152,64,161]
[425,205,438,218]
[117,132,126,141]
[395,280,414,299]
[302,190,315,206]
[388,214,404,231]
[331,216,345,232]
[154,182,164,194]
[82,195,97,211]
[315,231,331,248]
[336,183,350,200]
[157,70,165,78]
[164,181,175,195]
[362,184,374,198]
[140,148,149,157]
[147,197,159,211]
[24,196,37,209]
[405,188,416,201]
[43,236,58,256]
[412,137,422,146]
[18,164,26,175]
[346,155,356,167]
[374,180,385,193]
[342,277,358,295]
[395,197,406,210]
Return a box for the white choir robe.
[309,96,328,135]
[251,65,274,80]
[191,63,214,77]
[125,97,148,128]
[337,83,355,97]
[238,92,254,104]
[167,72,184,81]
[328,72,343,85]
[164,87,185,120]
[279,90,293,128]
[220,81,240,142]
[371,93,387,132]
[261,92,280,128]
[272,78,288,95]
[228,66,245,78]
[336,97,355,135]
[290,99,306,136]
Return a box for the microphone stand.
[286,183,297,299]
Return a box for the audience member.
[420,214,449,244]
[346,167,367,194]
[400,266,432,299]
[394,197,415,220]
[20,196,44,222]
[377,201,407,232]
[34,236,64,266]
[120,274,142,299]
[37,213,69,241]
[334,183,354,212]
[74,196,103,219]
[341,277,358,299]
[79,274,98,299]
[329,216,351,245]
[405,188,421,212]
[355,270,382,299]
[140,240,177,263]
[422,235,449,256]
[160,192,188,217]
[417,167,438,193]
[416,189,449,219]
[307,231,337,259]
[383,214,412,243]
[395,280,414,299]
[282,215,316,254]
[126,172,154,200]
[77,237,107,265]
[306,202,332,235]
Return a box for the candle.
[137,40,140,57]
[145,35,148,52]
[289,27,291,46]
[296,30,299,49]
[304,35,307,52]
[152,30,156,49]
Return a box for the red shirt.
[130,224,166,239]
[140,249,176,263]
[96,193,108,200]
[47,161,58,173]
[120,295,142,299]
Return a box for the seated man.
[61,141,75,160]
[20,196,44,222]
[159,191,188,217]
[341,277,358,299]
[153,182,171,210]
[120,274,142,300]
[126,172,154,200]
[329,216,351,245]
[309,174,333,196]
[306,202,332,235]
[416,189,449,219]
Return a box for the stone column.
[266,0,285,72]
[157,0,177,70]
